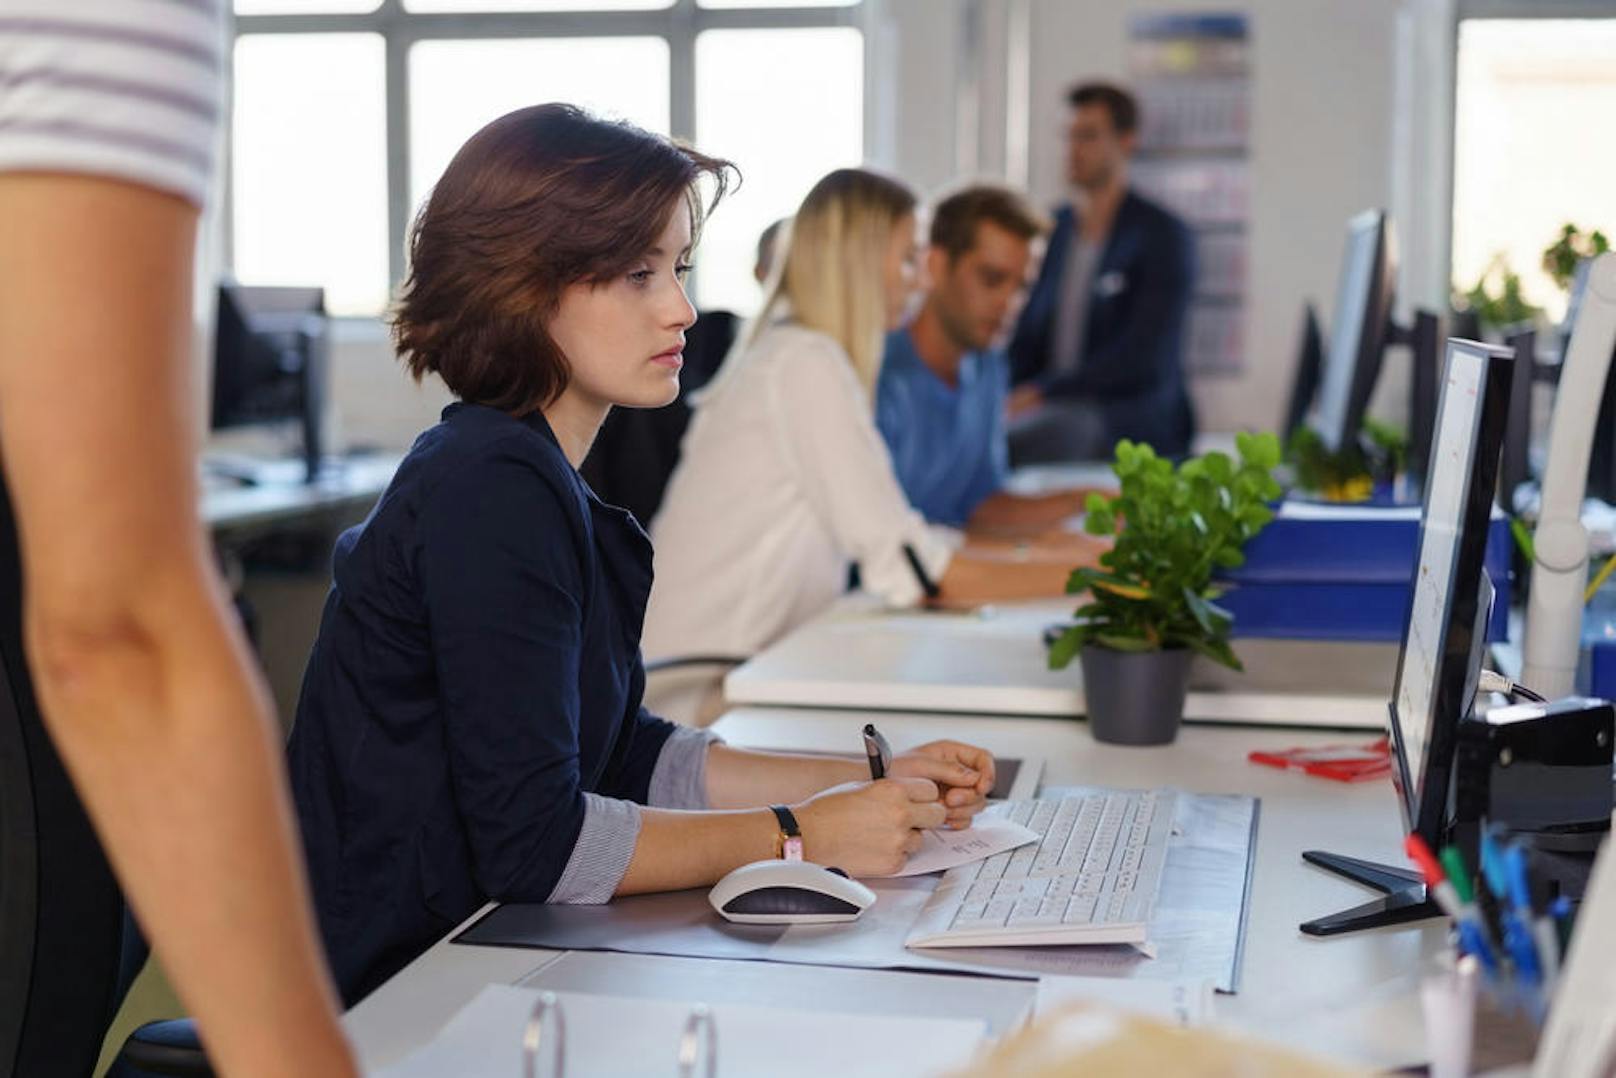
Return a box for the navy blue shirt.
[876,326,1010,527]
[1007,191,1197,456]
[286,403,677,1004]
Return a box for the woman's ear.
[923,246,950,293]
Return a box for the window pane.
[1452,19,1616,322]
[405,0,669,11]
[235,0,380,13]
[694,27,863,313]
[409,38,670,211]
[699,0,855,8]
[232,34,389,316]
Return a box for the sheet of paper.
[1534,830,1616,1078]
[371,983,986,1078]
[878,811,1038,878]
[1035,974,1214,1027]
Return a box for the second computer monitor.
[1388,339,1515,845]
[1311,209,1397,455]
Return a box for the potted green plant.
[1047,433,1283,744]
[1284,418,1407,502]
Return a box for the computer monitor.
[1560,260,1616,505]
[1282,302,1323,439]
[1310,210,1397,456]
[1300,338,1515,936]
[212,284,328,483]
[1498,326,1536,510]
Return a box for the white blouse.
[643,320,958,661]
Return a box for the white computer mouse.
[708,860,877,925]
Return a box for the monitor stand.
[1298,851,1439,936]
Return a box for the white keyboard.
[905,789,1177,948]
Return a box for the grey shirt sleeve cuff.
[546,793,642,905]
[647,725,724,811]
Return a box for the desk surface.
[344,709,1439,1073]
[200,453,401,534]
[724,598,1391,729]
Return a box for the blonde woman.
[645,168,1097,661]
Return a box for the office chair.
[0,475,212,1077]
[643,655,747,729]
[582,309,737,526]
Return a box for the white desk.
[724,598,1392,729]
[200,453,401,535]
[345,709,1441,1073]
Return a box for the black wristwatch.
[769,804,803,861]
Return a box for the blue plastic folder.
[1215,501,1512,643]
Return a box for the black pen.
[862,723,892,780]
[902,543,941,601]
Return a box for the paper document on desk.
[1035,975,1214,1027]
[879,808,1038,878]
[372,983,986,1078]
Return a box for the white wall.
[1018,0,1407,434]
[247,0,1440,452]
[326,322,451,452]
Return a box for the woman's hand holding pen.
[793,779,947,877]
[888,740,996,829]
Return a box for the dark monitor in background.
[1399,310,1443,488]
[1301,339,1516,936]
[1310,210,1398,456]
[1562,261,1616,505]
[1282,302,1323,439]
[1450,307,1483,344]
[1498,326,1536,510]
[212,284,328,484]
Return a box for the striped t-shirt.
[0,0,223,207]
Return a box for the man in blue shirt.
[879,184,1103,534]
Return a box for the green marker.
[1440,846,1474,904]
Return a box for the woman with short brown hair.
[287,105,999,1004]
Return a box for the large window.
[230,1,866,317]
[1452,17,1616,322]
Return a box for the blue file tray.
[1214,502,1512,643]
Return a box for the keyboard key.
[977,850,1011,881]
[1010,897,1043,922]
[1063,894,1100,923]
[1003,845,1037,878]
[994,877,1049,901]
[964,882,996,905]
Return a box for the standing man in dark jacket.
[1007,81,1197,461]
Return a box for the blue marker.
[1500,843,1549,1021]
[1550,895,1574,953]
[1456,917,1501,977]
[1479,826,1510,901]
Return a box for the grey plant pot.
[1079,645,1193,746]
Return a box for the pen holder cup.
[1419,960,1541,1078]
[1079,646,1191,746]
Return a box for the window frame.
[229,0,866,315]
[1448,2,1616,316]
